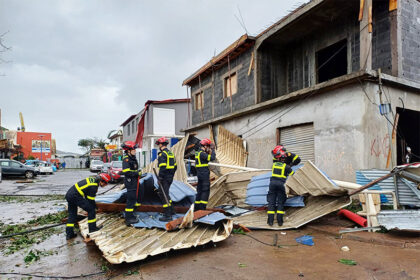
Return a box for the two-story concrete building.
[121,99,190,167]
[183,0,420,182]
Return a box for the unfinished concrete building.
[183,0,420,182]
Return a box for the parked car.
[37,161,54,175]
[101,162,111,173]
[90,160,104,173]
[25,160,41,175]
[108,161,123,182]
[0,159,37,179]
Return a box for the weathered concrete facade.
[183,0,420,182]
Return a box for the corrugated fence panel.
[279,123,314,163]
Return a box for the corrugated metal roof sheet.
[79,213,233,264]
[377,210,420,231]
[233,195,351,230]
[357,169,420,207]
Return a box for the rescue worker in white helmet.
[194,138,216,211]
[267,147,294,226]
[156,137,177,221]
[121,141,142,225]
[65,173,111,240]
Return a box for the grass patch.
[0,195,65,203]
[0,211,66,255]
[24,249,56,265]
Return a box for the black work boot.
[267,214,274,226]
[277,214,284,226]
[125,214,139,226]
[88,223,103,233]
[169,204,176,215]
[194,203,201,212]
[66,227,77,240]
[159,208,172,222]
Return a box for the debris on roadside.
[295,235,314,246]
[341,246,350,252]
[338,259,357,266]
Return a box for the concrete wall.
[122,114,141,143]
[190,47,255,125]
[400,0,420,82]
[189,81,420,182]
[372,1,392,74]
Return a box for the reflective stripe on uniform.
[272,163,286,178]
[267,211,275,214]
[163,204,169,208]
[277,210,285,214]
[293,154,299,161]
[290,171,294,176]
[122,168,137,173]
[194,201,201,204]
[195,151,208,168]
[207,154,211,161]
[75,178,98,198]
[67,223,74,227]
[88,218,96,223]
[135,203,141,206]
[125,208,134,212]
[163,150,176,169]
[87,195,95,200]
[159,163,167,167]
[200,201,208,204]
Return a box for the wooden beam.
[368,5,373,33]
[247,52,255,76]
[359,0,365,21]
[348,173,394,196]
[166,210,213,231]
[389,0,397,11]
[386,113,400,168]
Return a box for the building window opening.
[316,39,347,83]
[396,107,420,164]
[194,91,204,111]
[224,72,238,98]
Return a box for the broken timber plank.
[166,210,213,231]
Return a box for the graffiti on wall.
[370,134,390,158]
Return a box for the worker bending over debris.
[194,138,216,211]
[267,147,294,226]
[156,137,177,222]
[276,144,301,166]
[65,173,111,240]
[122,141,142,226]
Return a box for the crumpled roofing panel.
[377,210,420,231]
[79,213,233,264]
[233,195,351,230]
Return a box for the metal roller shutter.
[279,123,315,163]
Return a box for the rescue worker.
[274,145,301,166]
[122,141,142,225]
[65,173,111,240]
[156,137,177,221]
[267,149,294,226]
[194,138,216,211]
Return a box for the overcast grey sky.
[0,0,304,153]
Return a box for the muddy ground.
[0,170,419,280]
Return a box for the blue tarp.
[95,173,196,207]
[126,212,184,230]
[195,212,229,225]
[245,166,305,207]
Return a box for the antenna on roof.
[235,5,248,35]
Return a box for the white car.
[37,161,54,175]
[90,160,104,173]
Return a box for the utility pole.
[39,135,45,161]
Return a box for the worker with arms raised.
[267,147,294,226]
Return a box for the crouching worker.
[65,173,111,240]
[267,147,294,226]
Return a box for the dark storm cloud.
[0,0,305,152]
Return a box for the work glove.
[138,170,142,176]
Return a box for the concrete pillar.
[360,0,373,70]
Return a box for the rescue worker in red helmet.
[121,141,142,225]
[267,149,294,226]
[65,173,111,240]
[194,138,216,211]
[273,145,301,166]
[156,137,177,221]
